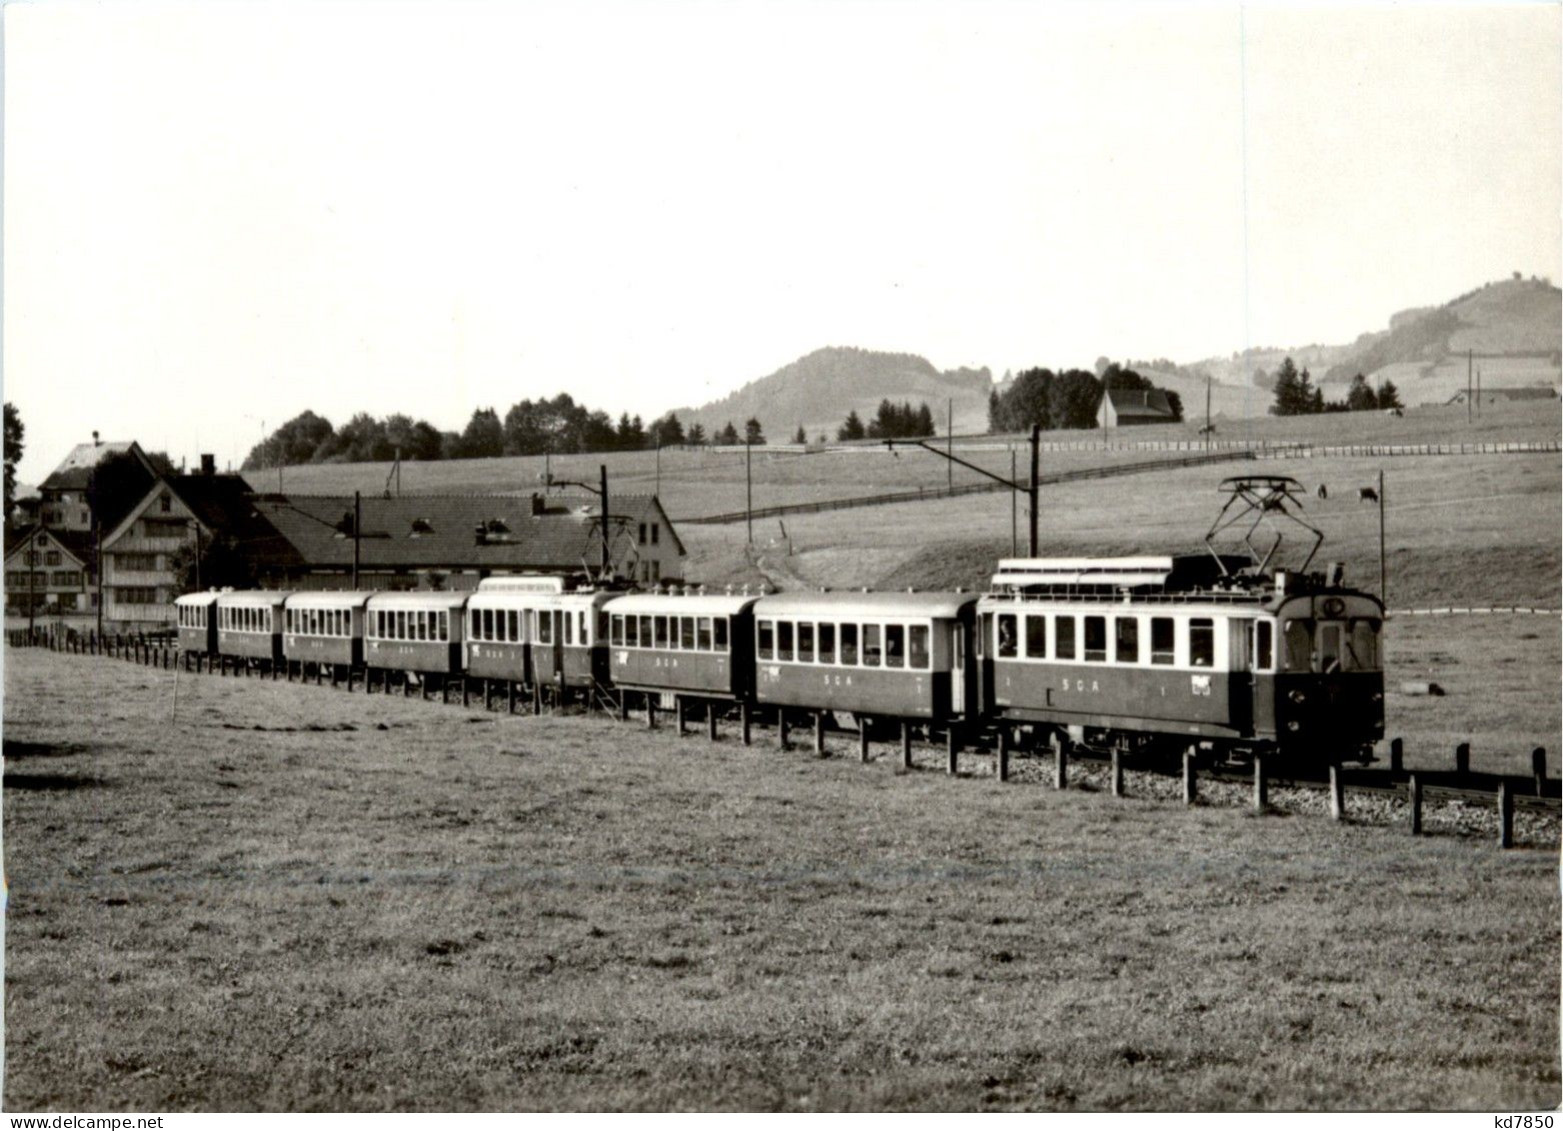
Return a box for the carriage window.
[797,622,814,663]
[714,617,728,650]
[612,615,623,646]
[697,617,713,651]
[565,613,575,646]
[863,624,882,667]
[996,614,1017,658]
[482,609,495,641]
[1348,619,1379,671]
[681,616,696,650]
[1189,618,1215,667]
[580,611,589,642]
[396,611,407,640]
[1084,616,1107,662]
[1254,620,1274,671]
[635,615,649,647]
[599,612,610,641]
[885,624,905,668]
[1151,617,1174,664]
[421,612,431,642]
[1317,623,1342,673]
[627,615,641,647]
[1025,615,1047,659]
[908,624,929,669]
[439,612,449,642]
[840,623,859,665]
[757,619,774,660]
[778,621,794,662]
[818,622,835,664]
[537,611,552,644]
[1284,620,1310,671]
[1115,617,1139,664]
[655,615,669,647]
[508,611,521,641]
[1055,616,1076,660]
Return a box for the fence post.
[1183,748,1198,804]
[1111,748,1124,797]
[996,728,1010,782]
[776,709,787,748]
[901,721,913,770]
[1330,764,1345,821]
[1455,742,1470,776]
[1409,774,1422,835]
[708,702,719,742]
[1390,737,1403,773]
[1533,747,1547,795]
[947,728,959,775]
[1497,781,1514,849]
[647,697,658,730]
[676,696,687,736]
[814,711,825,755]
[1053,738,1067,790]
[1253,755,1267,812]
[741,701,753,747]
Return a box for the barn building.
[245,492,685,592]
[1096,387,1178,428]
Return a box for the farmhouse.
[1097,387,1178,428]
[3,525,96,617]
[246,492,686,591]
[36,437,161,533]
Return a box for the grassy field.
[239,400,1560,522]
[3,648,1558,1112]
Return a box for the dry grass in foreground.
[4,650,1558,1112]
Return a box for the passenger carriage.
[215,590,291,672]
[463,576,571,690]
[363,591,467,689]
[529,589,616,701]
[749,591,979,728]
[977,556,1384,763]
[283,591,374,680]
[606,592,761,710]
[175,591,220,663]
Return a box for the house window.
[117,587,159,605]
[159,495,172,513]
[638,523,647,544]
[44,551,61,566]
[650,561,660,581]
[651,524,659,545]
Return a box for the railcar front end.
[175,592,219,658]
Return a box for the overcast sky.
[4,1,1558,483]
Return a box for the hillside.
[1318,276,1561,400]
[670,347,993,440]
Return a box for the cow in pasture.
[1358,487,1378,503]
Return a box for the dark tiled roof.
[39,441,143,491]
[1104,388,1175,418]
[246,493,679,572]
[3,523,96,565]
[163,475,305,567]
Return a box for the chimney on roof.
[200,453,216,476]
[93,431,100,447]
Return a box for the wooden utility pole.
[745,438,753,546]
[599,463,611,578]
[1028,424,1040,556]
[352,491,361,589]
[946,398,953,492]
[1467,349,1473,423]
[1205,375,1212,451]
[1378,469,1387,605]
[26,525,36,637]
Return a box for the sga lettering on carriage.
[8,1118,165,1130]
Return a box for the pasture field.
[3,649,1558,1112]
[240,400,1560,522]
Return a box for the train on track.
[174,477,1386,767]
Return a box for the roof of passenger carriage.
[175,591,221,607]
[284,590,377,609]
[363,590,470,610]
[754,590,977,620]
[605,592,763,617]
[215,589,291,607]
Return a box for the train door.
[552,608,567,683]
[1229,618,1253,736]
[949,618,965,717]
[976,611,994,715]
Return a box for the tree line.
[1269,358,1402,416]
[241,399,778,470]
[987,364,1184,432]
[836,400,938,441]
